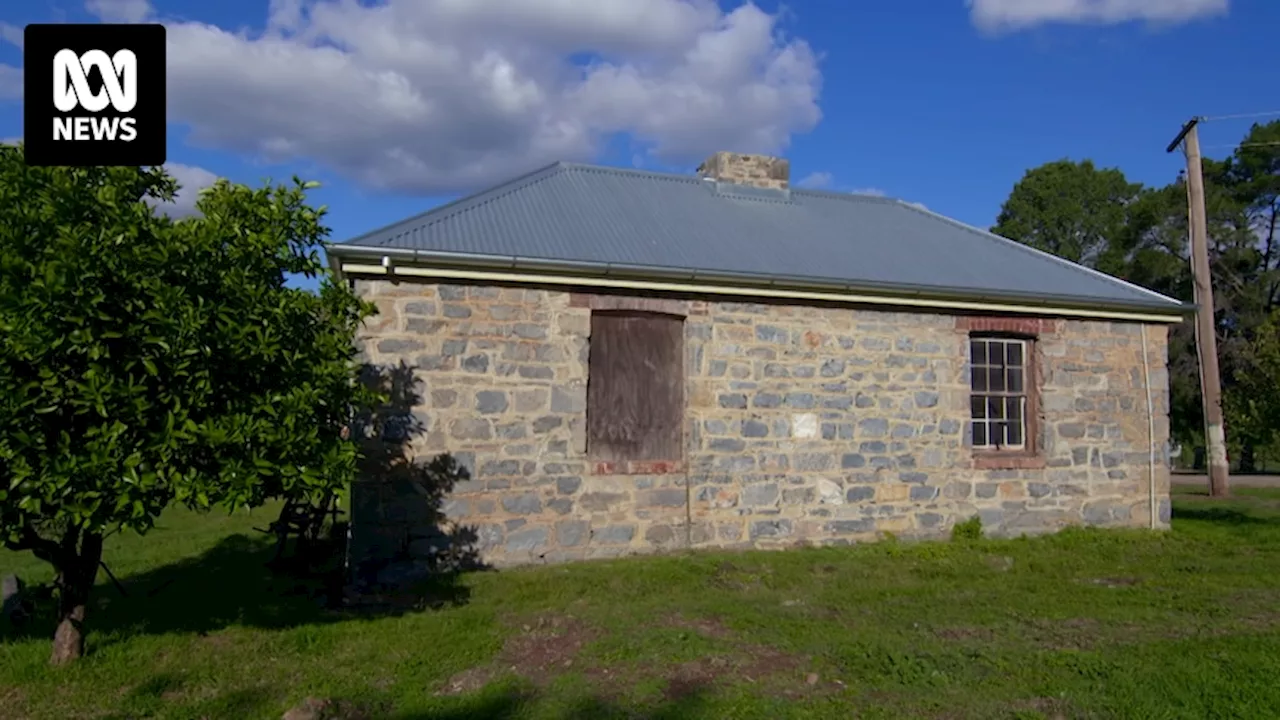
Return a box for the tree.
[0,146,376,663]
[990,129,1280,466]
[990,159,1143,272]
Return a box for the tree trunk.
[49,531,103,665]
[1240,443,1257,475]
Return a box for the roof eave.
[325,243,1191,319]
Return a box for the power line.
[1201,141,1280,151]
[1200,110,1280,122]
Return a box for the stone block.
[749,519,793,539]
[532,416,562,433]
[595,525,636,545]
[377,338,425,354]
[501,493,542,515]
[845,485,875,502]
[859,418,889,437]
[709,438,746,452]
[580,492,628,512]
[556,476,582,494]
[476,390,509,414]
[909,486,939,502]
[642,489,686,508]
[450,418,491,440]
[645,525,678,545]
[462,354,490,373]
[841,453,866,469]
[557,521,589,547]
[551,385,585,413]
[505,527,549,553]
[742,483,780,507]
[826,519,874,534]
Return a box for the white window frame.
[969,337,1029,451]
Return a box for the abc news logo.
[53,49,139,142]
[23,24,166,167]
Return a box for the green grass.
[4,486,1280,719]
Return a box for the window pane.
[1007,396,1023,423]
[971,395,986,419]
[1007,421,1024,447]
[971,340,987,365]
[987,341,1006,369]
[1008,368,1024,393]
[987,397,1004,420]
[987,367,1005,392]
[1007,342,1023,366]
[972,421,987,447]
[970,366,987,391]
[993,421,1010,446]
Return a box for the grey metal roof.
[330,162,1186,313]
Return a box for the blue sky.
[0,0,1276,265]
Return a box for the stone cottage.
[326,152,1189,579]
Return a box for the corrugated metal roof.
[330,162,1184,312]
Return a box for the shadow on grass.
[1172,506,1280,526]
[2,361,485,647]
[394,682,715,720]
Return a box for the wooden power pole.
[1166,118,1230,497]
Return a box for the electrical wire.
[1200,110,1280,122]
[1201,141,1280,151]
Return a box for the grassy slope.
[2,487,1280,719]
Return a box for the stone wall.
[346,277,1171,581]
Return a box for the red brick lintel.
[955,316,1060,335]
[569,293,707,316]
[972,453,1047,470]
[591,460,686,476]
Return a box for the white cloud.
[796,171,832,189]
[968,0,1228,31]
[152,0,821,194]
[149,162,221,218]
[0,23,23,49]
[85,0,154,23]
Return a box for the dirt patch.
[658,615,834,699]
[935,626,1000,643]
[281,697,372,720]
[1007,695,1072,720]
[1081,576,1142,588]
[1025,617,1105,651]
[439,611,831,701]
[437,613,598,696]
[667,613,734,640]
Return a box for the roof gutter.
[326,243,1193,323]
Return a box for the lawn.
[3,487,1280,720]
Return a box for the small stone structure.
[341,152,1173,582]
[697,152,790,190]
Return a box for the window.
[969,336,1030,451]
[587,311,684,466]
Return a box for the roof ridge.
[557,161,705,185]
[892,200,1183,307]
[338,161,569,246]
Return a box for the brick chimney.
[696,151,790,190]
